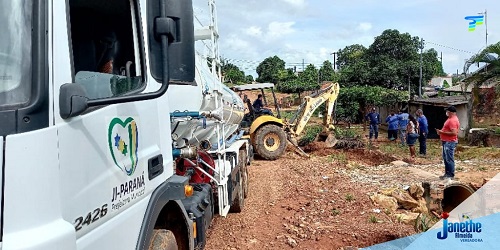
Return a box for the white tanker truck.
[0,0,249,249]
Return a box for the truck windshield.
[0,1,32,108]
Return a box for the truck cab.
[0,0,247,249]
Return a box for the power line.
[425,41,475,54]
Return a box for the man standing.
[365,108,380,141]
[436,106,460,180]
[386,112,399,141]
[398,109,409,146]
[416,109,428,156]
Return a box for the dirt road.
[205,149,417,250]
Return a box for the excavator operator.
[252,94,273,116]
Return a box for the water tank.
[167,53,245,149]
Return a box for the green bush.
[298,125,323,146]
[334,127,358,138]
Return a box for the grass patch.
[332,209,341,216]
[457,147,500,160]
[478,166,487,171]
[495,127,500,135]
[328,152,348,164]
[456,166,464,172]
[281,111,296,120]
[345,193,355,202]
[369,215,379,223]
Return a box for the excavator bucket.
[317,132,338,148]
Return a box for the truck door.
[53,0,172,249]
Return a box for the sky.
[193,0,499,77]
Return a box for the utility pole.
[330,52,337,71]
[419,38,424,97]
[484,9,488,47]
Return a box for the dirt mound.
[303,142,396,166]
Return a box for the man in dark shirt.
[416,109,428,156]
[365,108,380,140]
[252,94,273,115]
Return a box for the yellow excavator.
[232,82,340,160]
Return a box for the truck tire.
[229,170,244,213]
[148,229,178,250]
[239,149,249,198]
[254,124,287,160]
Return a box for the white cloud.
[357,22,373,32]
[244,26,263,37]
[224,34,252,52]
[267,21,296,38]
[280,0,306,7]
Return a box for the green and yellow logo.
[108,117,139,176]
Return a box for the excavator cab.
[232,83,288,160]
[233,83,283,128]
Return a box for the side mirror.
[148,0,195,84]
[59,83,88,119]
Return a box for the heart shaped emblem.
[108,117,139,175]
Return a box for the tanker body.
[165,51,251,249]
[167,53,245,150]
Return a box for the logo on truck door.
[107,117,139,176]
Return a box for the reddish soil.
[205,138,500,250]
[205,150,415,250]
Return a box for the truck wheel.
[239,149,249,198]
[148,229,177,250]
[254,124,287,160]
[230,170,244,213]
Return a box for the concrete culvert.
[441,183,475,213]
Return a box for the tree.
[464,41,500,85]
[335,45,370,86]
[221,62,246,85]
[463,41,500,105]
[299,64,319,87]
[360,29,444,95]
[318,60,336,82]
[246,75,254,83]
[256,56,286,83]
[365,29,421,90]
[422,48,446,79]
[336,44,367,70]
[336,86,408,123]
[277,64,320,97]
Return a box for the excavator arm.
[287,82,340,137]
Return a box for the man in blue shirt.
[416,109,428,156]
[252,94,273,115]
[397,109,409,146]
[386,112,399,141]
[365,108,380,141]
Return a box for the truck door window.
[0,1,32,108]
[69,0,144,99]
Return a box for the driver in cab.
[252,94,273,116]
